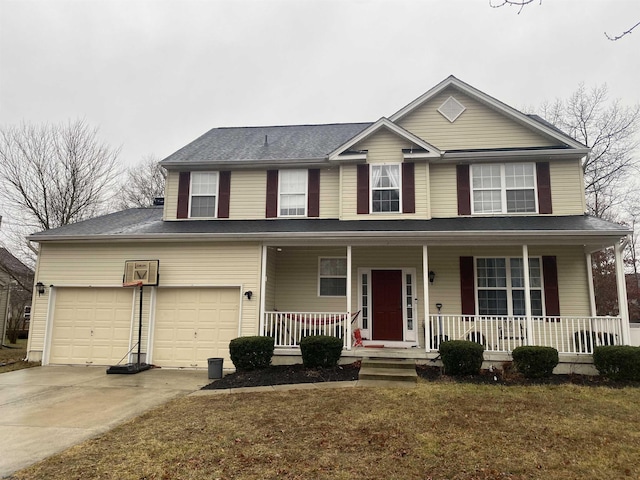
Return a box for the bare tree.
[489,0,640,40]
[537,84,640,219]
[117,155,166,209]
[0,120,120,258]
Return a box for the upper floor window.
[471,163,537,214]
[476,257,543,316]
[190,172,218,218]
[371,164,401,213]
[279,169,307,217]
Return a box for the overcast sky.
[1,0,639,168]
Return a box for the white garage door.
[153,288,240,368]
[49,288,134,365]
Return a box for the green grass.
[12,382,640,480]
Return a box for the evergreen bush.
[439,340,484,376]
[512,346,559,378]
[300,335,343,368]
[229,336,274,371]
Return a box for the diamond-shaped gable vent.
[438,96,465,123]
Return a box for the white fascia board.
[389,75,587,151]
[328,117,441,161]
[439,148,590,162]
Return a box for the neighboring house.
[0,248,34,343]
[26,76,632,369]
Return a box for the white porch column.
[522,244,533,346]
[259,245,268,336]
[346,245,352,350]
[585,252,597,317]
[614,240,631,344]
[423,245,431,352]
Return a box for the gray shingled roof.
[28,207,630,241]
[160,123,372,165]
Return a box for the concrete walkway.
[0,366,208,478]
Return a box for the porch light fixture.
[244,290,253,300]
[429,270,436,284]
[36,282,45,296]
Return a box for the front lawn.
[11,382,640,479]
[0,339,39,374]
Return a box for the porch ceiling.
[30,209,630,248]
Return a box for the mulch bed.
[202,361,361,389]
[202,361,640,390]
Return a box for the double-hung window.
[371,164,401,213]
[471,163,537,214]
[279,169,307,217]
[319,258,347,296]
[476,257,543,316]
[190,172,218,218]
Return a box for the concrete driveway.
[0,366,208,478]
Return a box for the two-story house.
[26,76,632,371]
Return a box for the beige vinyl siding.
[319,167,340,218]
[549,159,586,215]
[274,247,349,312]
[429,164,458,218]
[353,128,412,164]
[164,171,179,221]
[398,88,563,151]
[427,246,591,317]
[340,163,429,220]
[28,242,262,355]
[228,170,267,219]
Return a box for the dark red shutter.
[542,256,560,319]
[266,170,278,218]
[177,172,191,219]
[402,162,415,214]
[457,164,471,215]
[217,171,231,218]
[357,164,369,214]
[536,162,552,214]
[460,256,476,316]
[308,169,320,217]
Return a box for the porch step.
[358,359,418,384]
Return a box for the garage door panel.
[153,288,240,368]
[50,288,133,366]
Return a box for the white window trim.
[189,171,219,219]
[278,169,308,218]
[370,163,403,214]
[474,256,546,317]
[470,163,538,215]
[318,257,347,297]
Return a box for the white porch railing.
[263,311,349,347]
[428,315,624,354]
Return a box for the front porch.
[257,240,631,360]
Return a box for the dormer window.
[190,172,218,218]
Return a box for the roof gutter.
[441,148,590,161]
[29,227,631,243]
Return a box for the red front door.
[371,270,403,341]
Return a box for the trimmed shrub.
[512,346,559,378]
[439,340,484,376]
[300,335,343,368]
[593,345,640,381]
[229,336,274,371]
